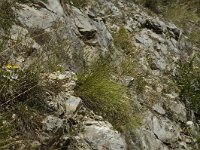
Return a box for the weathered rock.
[65,96,82,114]
[153,103,166,115]
[145,18,167,34]
[167,23,182,40]
[42,115,63,131]
[17,4,58,29]
[165,100,187,122]
[135,32,153,47]
[104,1,122,16]
[135,129,169,150]
[1,0,199,149]
[73,7,97,41]
[147,115,181,144]
[82,120,126,150]
[122,75,134,87]
[93,18,113,49]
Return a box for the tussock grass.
[176,56,200,113]
[75,60,141,131]
[68,0,88,8]
[0,0,16,33]
[113,27,133,55]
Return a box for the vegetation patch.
[75,60,142,131]
[113,27,133,55]
[176,56,200,113]
[121,54,146,93]
[0,0,16,33]
[68,0,88,8]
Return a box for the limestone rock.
[82,120,126,150]
[153,103,166,115]
[145,18,167,34]
[42,115,63,131]
[65,96,82,114]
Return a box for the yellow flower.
[12,65,20,69]
[6,64,13,69]
[6,64,20,70]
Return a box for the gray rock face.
[138,129,169,150]
[93,19,113,49]
[135,33,153,47]
[167,23,182,40]
[40,71,126,149]
[121,75,134,87]
[82,120,126,150]
[165,100,187,122]
[146,18,167,34]
[17,4,58,29]
[73,7,97,41]
[149,116,180,144]
[104,1,122,16]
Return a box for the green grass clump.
[68,0,88,8]
[0,64,51,148]
[113,27,133,55]
[0,0,16,33]
[121,56,146,93]
[189,28,200,46]
[163,4,199,30]
[0,114,16,149]
[75,61,141,131]
[176,57,200,113]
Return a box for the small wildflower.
[6,64,20,70]
[12,65,20,69]
[6,64,13,69]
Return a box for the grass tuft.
[75,60,142,131]
[113,27,133,55]
[176,56,200,113]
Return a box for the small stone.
[185,138,192,144]
[179,142,187,149]
[153,104,166,115]
[186,121,194,126]
[122,76,134,87]
[31,141,41,148]
[42,115,63,131]
[65,96,82,114]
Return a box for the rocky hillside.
[0,0,200,149]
